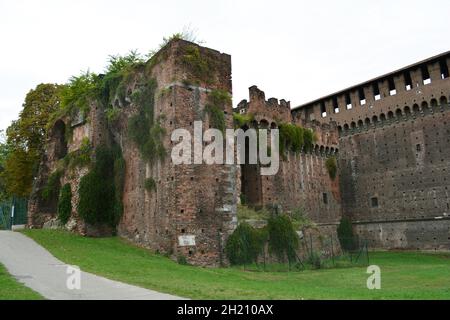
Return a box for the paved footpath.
[0,231,184,300]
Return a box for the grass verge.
[0,263,43,300]
[22,229,450,300]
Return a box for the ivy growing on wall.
[325,156,338,180]
[41,169,63,200]
[204,89,231,133]
[278,123,317,155]
[232,112,254,128]
[77,144,125,227]
[128,78,166,164]
[57,183,72,224]
[337,217,356,252]
[182,45,216,84]
[144,177,157,192]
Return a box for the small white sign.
[178,235,196,246]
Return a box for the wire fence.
[238,234,369,272]
[0,198,28,230]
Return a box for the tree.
[2,83,62,197]
[0,131,10,200]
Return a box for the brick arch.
[395,108,403,117]
[343,123,350,131]
[440,95,448,106]
[372,115,378,123]
[364,117,371,126]
[412,104,420,114]
[430,98,438,108]
[380,113,386,121]
[387,111,395,119]
[357,120,364,128]
[350,121,356,129]
[404,106,411,116]
[259,119,269,129]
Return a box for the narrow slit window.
[388,78,396,96]
[373,83,381,101]
[320,101,327,118]
[333,96,339,114]
[440,59,449,79]
[323,193,328,205]
[345,93,352,109]
[421,65,431,85]
[358,87,366,106]
[404,71,412,91]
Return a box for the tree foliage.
[337,217,356,251]
[225,223,267,266]
[267,215,299,263]
[2,84,62,197]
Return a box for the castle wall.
[238,87,342,235]
[293,52,450,250]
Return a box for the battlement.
[292,51,450,130]
[236,86,292,124]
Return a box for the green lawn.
[22,229,450,300]
[0,263,43,300]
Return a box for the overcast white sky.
[1,0,449,132]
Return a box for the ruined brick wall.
[293,52,450,250]
[29,39,237,266]
[237,87,342,236]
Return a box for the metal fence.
[240,234,370,272]
[0,198,28,230]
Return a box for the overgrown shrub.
[177,255,189,265]
[267,215,299,264]
[233,112,254,128]
[337,217,356,252]
[57,183,72,224]
[182,45,215,84]
[325,156,338,180]
[225,223,266,266]
[41,169,62,200]
[77,145,125,227]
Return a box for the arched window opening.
[387,111,394,119]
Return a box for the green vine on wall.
[77,144,125,227]
[57,183,72,224]
[204,89,230,133]
[325,156,338,180]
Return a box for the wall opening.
[239,125,263,209]
[333,96,339,113]
[371,197,379,208]
[404,71,413,91]
[51,120,68,160]
[320,101,327,118]
[388,77,396,96]
[440,59,449,79]
[359,87,366,105]
[322,193,328,205]
[345,93,352,110]
[421,65,431,85]
[373,83,381,101]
